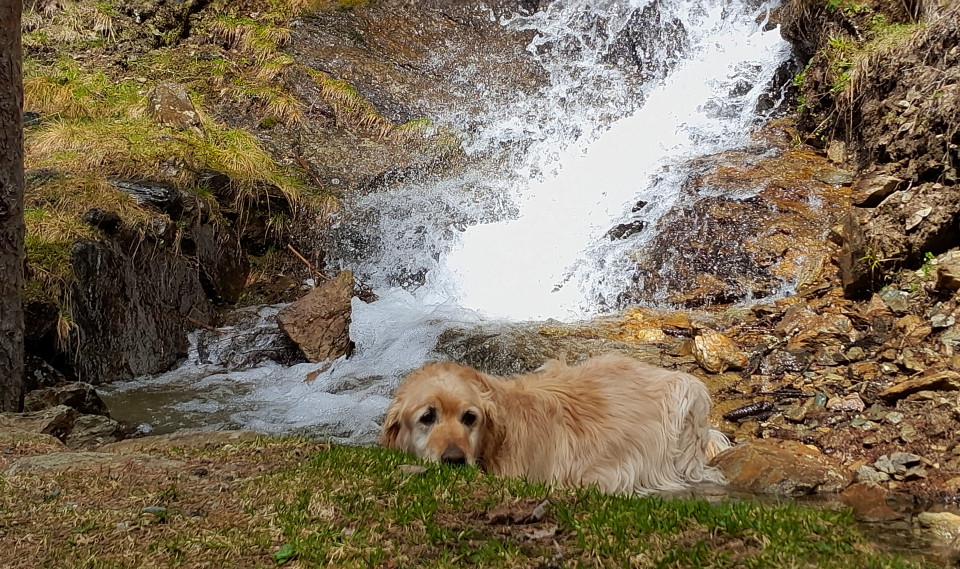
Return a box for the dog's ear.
[380,403,404,449]
[477,394,504,467]
[456,365,497,394]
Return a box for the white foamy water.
[101,0,792,441]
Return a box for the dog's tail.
[705,429,732,461]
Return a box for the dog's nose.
[440,444,466,465]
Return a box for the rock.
[879,289,911,313]
[108,179,184,218]
[0,405,79,440]
[146,82,202,130]
[6,452,184,475]
[184,222,249,304]
[760,349,809,374]
[851,172,904,207]
[855,465,890,484]
[723,401,778,423]
[99,429,263,453]
[838,212,874,297]
[195,304,304,370]
[893,314,932,346]
[783,404,808,423]
[22,354,68,392]
[840,482,901,522]
[879,370,960,401]
[874,452,926,481]
[277,271,356,363]
[82,208,123,233]
[435,322,662,377]
[68,238,217,383]
[692,330,748,373]
[64,415,122,449]
[917,512,960,547]
[931,313,956,329]
[710,439,852,495]
[781,310,856,350]
[827,393,865,412]
[937,250,960,292]
[23,382,109,416]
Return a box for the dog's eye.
[419,408,436,425]
[461,411,477,427]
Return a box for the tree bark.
[0,0,24,412]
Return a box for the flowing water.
[101,0,794,443]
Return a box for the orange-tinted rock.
[277,271,355,362]
[711,439,852,495]
[692,330,749,373]
[840,482,901,522]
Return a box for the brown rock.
[146,82,201,130]
[839,482,901,522]
[277,271,355,362]
[893,314,932,346]
[879,370,960,401]
[851,172,904,208]
[692,331,749,373]
[710,439,852,495]
[937,250,960,292]
[781,310,856,350]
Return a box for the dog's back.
[486,354,728,494]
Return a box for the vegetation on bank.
[0,438,935,568]
[19,0,452,317]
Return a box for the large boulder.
[69,237,217,383]
[277,271,356,362]
[23,382,109,416]
[711,438,852,495]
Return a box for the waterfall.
[100,0,793,442]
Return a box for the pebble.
[856,465,891,483]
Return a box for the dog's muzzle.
[440,444,466,465]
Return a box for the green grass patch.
[0,439,934,569]
[257,445,927,569]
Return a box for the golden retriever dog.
[380,353,730,494]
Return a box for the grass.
[0,438,934,569]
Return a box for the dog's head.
[380,361,499,466]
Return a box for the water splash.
[102,0,792,441]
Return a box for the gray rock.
[879,289,911,313]
[24,382,109,416]
[64,414,122,449]
[855,465,891,484]
[0,405,79,440]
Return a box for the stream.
[101,0,794,444]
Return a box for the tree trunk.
[0,0,24,412]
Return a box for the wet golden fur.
[380,353,729,494]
